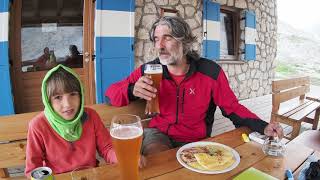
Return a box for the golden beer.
[144,64,163,114]
[110,115,143,180]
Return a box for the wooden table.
[54,127,316,180]
[290,130,320,152]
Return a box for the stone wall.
[134,0,277,100]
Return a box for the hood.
[41,64,84,141]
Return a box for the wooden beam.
[272,76,310,92]
[32,0,39,17]
[80,0,84,16]
[275,85,310,104]
[57,0,63,16]
[0,168,9,178]
[22,16,83,26]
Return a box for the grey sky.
[277,0,320,33]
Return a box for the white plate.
[176,141,240,174]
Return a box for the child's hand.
[139,155,147,168]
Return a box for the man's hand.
[139,155,147,168]
[133,76,157,100]
[264,121,284,139]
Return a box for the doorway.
[10,0,95,113]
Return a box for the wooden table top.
[54,127,317,180]
[290,130,320,152]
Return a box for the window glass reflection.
[21,0,83,72]
[220,12,235,59]
[21,26,83,72]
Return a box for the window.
[220,7,240,61]
[160,8,179,17]
[20,0,84,72]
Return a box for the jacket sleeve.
[212,69,268,134]
[25,119,45,177]
[105,66,143,106]
[92,109,118,164]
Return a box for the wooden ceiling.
[22,0,84,26]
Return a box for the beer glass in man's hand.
[144,64,163,115]
[110,114,143,180]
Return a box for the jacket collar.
[151,55,197,80]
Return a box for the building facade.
[0,0,277,115]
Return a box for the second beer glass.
[110,114,143,180]
[144,64,163,115]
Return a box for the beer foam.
[144,65,163,74]
[110,126,143,140]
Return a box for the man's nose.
[156,39,165,49]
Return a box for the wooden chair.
[0,100,147,178]
[271,76,320,140]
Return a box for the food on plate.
[180,145,235,171]
[187,161,208,170]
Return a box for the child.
[25,64,117,176]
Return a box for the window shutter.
[0,0,14,115]
[202,0,220,60]
[95,0,135,103]
[244,10,256,61]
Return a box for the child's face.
[50,91,80,120]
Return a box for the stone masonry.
[135,0,277,100]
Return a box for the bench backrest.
[0,100,147,178]
[272,76,310,113]
[0,100,146,142]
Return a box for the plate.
[176,141,240,174]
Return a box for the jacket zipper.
[174,77,189,124]
[182,88,185,114]
[167,74,190,134]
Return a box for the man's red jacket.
[105,56,268,142]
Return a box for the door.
[10,0,95,113]
[0,0,15,115]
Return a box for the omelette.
[180,145,236,171]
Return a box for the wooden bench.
[0,100,146,178]
[271,77,320,140]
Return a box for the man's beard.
[157,47,183,66]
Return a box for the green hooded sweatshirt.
[41,64,84,141]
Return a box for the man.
[106,16,283,155]
[35,47,50,70]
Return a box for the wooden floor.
[8,86,320,177]
[212,94,272,136]
[212,85,320,137]
[211,93,297,137]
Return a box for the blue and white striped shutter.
[244,10,256,61]
[95,0,135,103]
[202,0,220,60]
[0,0,14,115]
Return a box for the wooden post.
[0,168,9,178]
[312,108,320,130]
[291,121,302,140]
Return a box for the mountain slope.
[275,21,320,85]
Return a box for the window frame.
[219,6,240,61]
[160,8,179,17]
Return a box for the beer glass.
[144,64,163,115]
[110,114,143,180]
